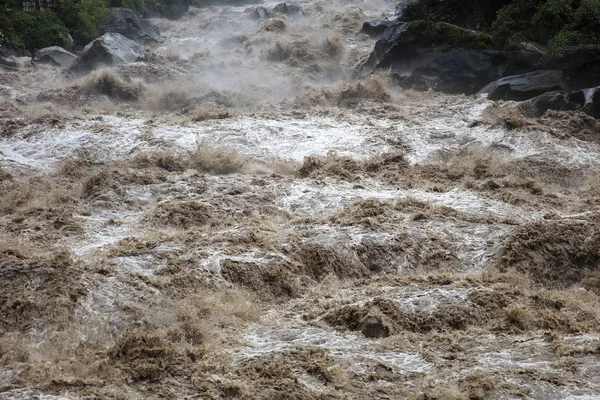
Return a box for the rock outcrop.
[360,20,541,94]
[68,33,146,75]
[32,46,77,68]
[101,8,160,43]
[479,70,569,101]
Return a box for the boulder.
[161,0,189,20]
[0,50,18,71]
[248,6,271,21]
[518,86,600,119]
[360,20,542,94]
[570,86,600,119]
[68,33,146,75]
[358,315,389,339]
[519,91,571,117]
[63,34,75,50]
[479,70,569,102]
[32,46,77,68]
[273,2,304,16]
[362,15,401,38]
[101,8,160,43]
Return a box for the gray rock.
[63,34,75,50]
[479,70,569,102]
[358,315,389,339]
[68,33,146,75]
[0,50,18,71]
[519,91,571,117]
[101,8,160,43]
[32,46,77,68]
[571,86,600,119]
[362,15,400,38]
[248,6,271,21]
[273,2,304,16]
[518,86,600,119]
[360,20,542,95]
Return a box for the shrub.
[0,8,69,51]
[403,0,600,52]
[57,0,109,45]
[401,0,511,30]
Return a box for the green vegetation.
[404,20,494,51]
[57,0,109,45]
[0,0,188,52]
[401,0,600,54]
[0,7,70,50]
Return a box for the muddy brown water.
[1,0,600,398]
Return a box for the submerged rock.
[68,33,146,75]
[519,91,572,117]
[519,85,600,119]
[273,2,304,16]
[360,20,541,94]
[0,50,18,71]
[358,315,389,338]
[32,46,77,68]
[101,7,160,43]
[248,6,271,21]
[479,70,569,102]
[571,86,600,119]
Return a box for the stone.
[68,33,146,75]
[101,8,160,43]
[360,20,542,94]
[32,46,77,68]
[479,70,569,102]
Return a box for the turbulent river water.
[1,0,600,399]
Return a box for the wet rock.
[362,15,400,38]
[519,91,571,117]
[68,33,146,75]
[519,85,600,119]
[32,46,77,68]
[358,315,389,338]
[570,86,600,119]
[63,33,75,50]
[273,2,304,16]
[479,70,569,102]
[101,8,160,43]
[0,51,18,71]
[161,0,189,20]
[248,6,271,21]
[360,20,542,94]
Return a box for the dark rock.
[101,8,160,43]
[358,315,389,338]
[570,86,600,119]
[360,20,542,94]
[518,86,600,119]
[32,46,77,68]
[519,91,571,117]
[362,15,401,38]
[479,70,569,102]
[273,2,304,16]
[68,33,146,75]
[248,6,271,21]
[63,34,75,50]
[0,50,18,71]
[161,0,189,20]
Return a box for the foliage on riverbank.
[402,0,600,54]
